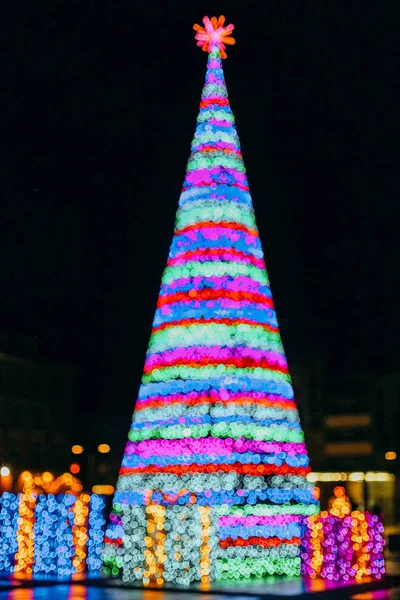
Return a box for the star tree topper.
[193,15,235,59]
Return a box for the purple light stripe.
[185,169,248,187]
[159,276,268,296]
[208,119,235,128]
[173,227,259,244]
[144,347,287,370]
[124,438,307,457]
[168,252,265,269]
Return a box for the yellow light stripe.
[72,493,90,573]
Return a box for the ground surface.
[1,562,400,600]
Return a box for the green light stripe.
[213,504,319,516]
[162,262,268,286]
[187,153,246,173]
[215,556,300,577]
[176,203,256,230]
[148,323,283,354]
[142,365,291,384]
[128,423,304,443]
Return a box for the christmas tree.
[103,15,318,585]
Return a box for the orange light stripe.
[198,146,241,155]
[72,494,90,573]
[15,491,37,574]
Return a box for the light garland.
[0,493,106,575]
[0,493,19,573]
[72,494,90,573]
[103,14,318,583]
[15,475,36,575]
[301,488,385,581]
[87,494,107,571]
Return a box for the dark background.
[2,1,399,428]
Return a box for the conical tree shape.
[103,21,318,585]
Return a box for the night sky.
[2,1,400,418]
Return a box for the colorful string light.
[0,493,106,575]
[87,494,107,571]
[72,494,90,573]
[301,488,385,581]
[102,15,319,583]
[0,492,19,573]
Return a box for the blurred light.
[306,472,343,482]
[325,441,373,457]
[302,487,385,580]
[306,471,393,483]
[365,471,395,482]
[92,485,115,495]
[97,444,110,454]
[70,463,80,475]
[0,466,10,477]
[385,451,397,461]
[72,445,84,455]
[325,414,371,428]
[0,493,106,575]
[42,471,54,483]
[348,472,365,481]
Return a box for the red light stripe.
[219,536,301,549]
[143,357,289,375]
[104,537,123,546]
[197,146,241,155]
[119,464,310,477]
[200,98,230,107]
[156,291,274,309]
[153,317,277,334]
[135,395,296,412]
[168,247,264,268]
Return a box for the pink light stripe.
[144,347,287,370]
[219,514,305,527]
[124,438,307,458]
[185,168,248,186]
[160,276,266,295]
[209,118,234,128]
[174,226,258,243]
[208,58,221,69]
[168,252,265,269]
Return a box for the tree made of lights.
[103,15,319,585]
